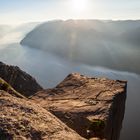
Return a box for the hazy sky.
[0,0,140,24]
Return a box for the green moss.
[0,81,9,91]
[88,119,105,131]
[0,78,25,98]
[87,119,105,138]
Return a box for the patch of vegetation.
[87,119,105,138]
[0,79,9,91]
[0,78,25,98]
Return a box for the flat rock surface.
[0,90,85,140]
[32,73,127,140]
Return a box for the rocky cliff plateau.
[31,73,127,140]
[0,62,127,140]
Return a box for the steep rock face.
[32,73,127,140]
[0,62,43,97]
[0,90,85,140]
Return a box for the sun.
[72,0,88,12]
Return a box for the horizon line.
[1,18,140,26]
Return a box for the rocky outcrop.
[31,73,127,140]
[0,62,43,97]
[0,90,85,140]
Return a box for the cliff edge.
[32,73,127,140]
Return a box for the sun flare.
[72,0,88,12]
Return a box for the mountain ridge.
[20,19,140,74]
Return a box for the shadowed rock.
[0,90,85,140]
[0,62,43,97]
[0,77,25,98]
[31,73,127,140]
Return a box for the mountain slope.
[0,62,43,97]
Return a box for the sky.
[0,0,140,25]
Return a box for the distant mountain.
[122,26,140,46]
[20,20,140,74]
[21,20,140,51]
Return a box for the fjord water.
[0,24,140,140]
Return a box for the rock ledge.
[32,73,127,140]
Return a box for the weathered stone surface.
[32,73,127,140]
[0,90,85,140]
[0,62,43,97]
